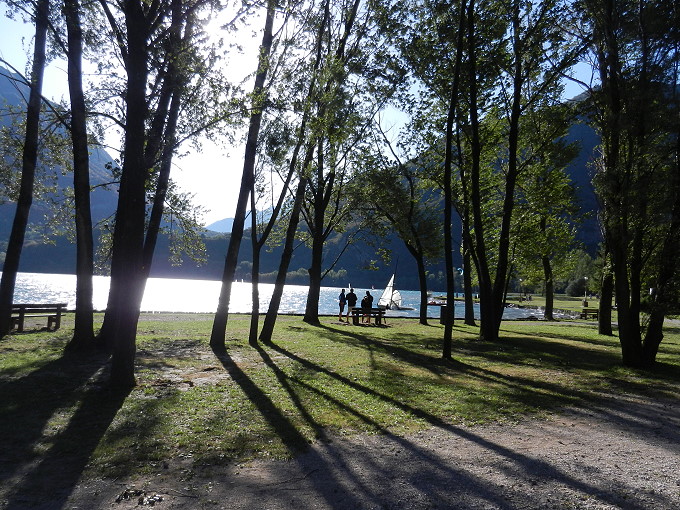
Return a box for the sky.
[1,10,592,226]
[0,11,258,226]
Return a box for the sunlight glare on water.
[5,272,545,319]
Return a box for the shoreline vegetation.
[1,313,678,482]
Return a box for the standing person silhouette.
[346,288,358,323]
[338,289,347,322]
[361,291,373,323]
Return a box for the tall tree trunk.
[260,174,309,343]
[466,0,495,343]
[249,188,260,346]
[211,0,276,352]
[462,233,476,326]
[0,0,49,337]
[598,262,614,336]
[542,255,554,321]
[107,2,150,389]
[99,0,183,348]
[64,0,95,350]
[142,89,182,278]
[490,1,523,336]
[142,0,187,279]
[303,141,325,325]
[593,0,645,366]
[441,0,467,358]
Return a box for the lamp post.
[583,276,589,307]
[519,278,523,302]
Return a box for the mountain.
[1,65,601,291]
[0,66,120,243]
[564,121,601,253]
[206,217,233,233]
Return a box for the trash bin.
[440,304,453,325]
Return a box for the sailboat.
[378,274,413,310]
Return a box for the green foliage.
[0,102,69,210]
[355,130,444,267]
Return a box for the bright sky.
[0,11,258,226]
[1,10,593,226]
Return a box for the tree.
[469,0,579,341]
[580,0,680,366]
[244,1,300,347]
[210,0,279,351]
[0,0,49,337]
[358,128,444,325]
[97,0,236,387]
[512,104,581,320]
[259,0,342,342]
[300,0,372,326]
[63,0,95,349]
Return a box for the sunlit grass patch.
[2,313,678,481]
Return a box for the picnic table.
[350,307,386,325]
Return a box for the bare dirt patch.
[7,392,677,510]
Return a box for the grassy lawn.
[504,293,597,312]
[1,313,678,481]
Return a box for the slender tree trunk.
[490,2,523,336]
[249,190,260,346]
[466,0,496,343]
[542,255,554,321]
[142,91,182,277]
[441,0,467,358]
[260,174,310,343]
[303,142,325,325]
[142,0,187,279]
[107,2,150,389]
[211,1,276,352]
[462,234,476,326]
[0,0,49,337]
[457,126,476,328]
[64,0,95,349]
[598,262,614,335]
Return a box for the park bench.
[580,307,599,320]
[10,303,67,333]
[350,307,386,325]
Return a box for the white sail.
[391,289,403,309]
[378,274,401,309]
[378,274,395,308]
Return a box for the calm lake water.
[7,272,544,319]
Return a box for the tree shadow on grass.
[250,343,542,508]
[498,327,680,385]
[260,338,655,509]
[0,348,129,509]
[212,346,369,508]
[314,324,590,412]
[303,324,680,455]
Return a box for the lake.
[6,272,545,319]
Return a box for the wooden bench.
[10,303,67,333]
[350,307,386,325]
[580,307,599,320]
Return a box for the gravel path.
[41,392,679,510]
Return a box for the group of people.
[338,288,374,323]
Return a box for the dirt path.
[17,392,675,510]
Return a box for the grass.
[1,313,678,481]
